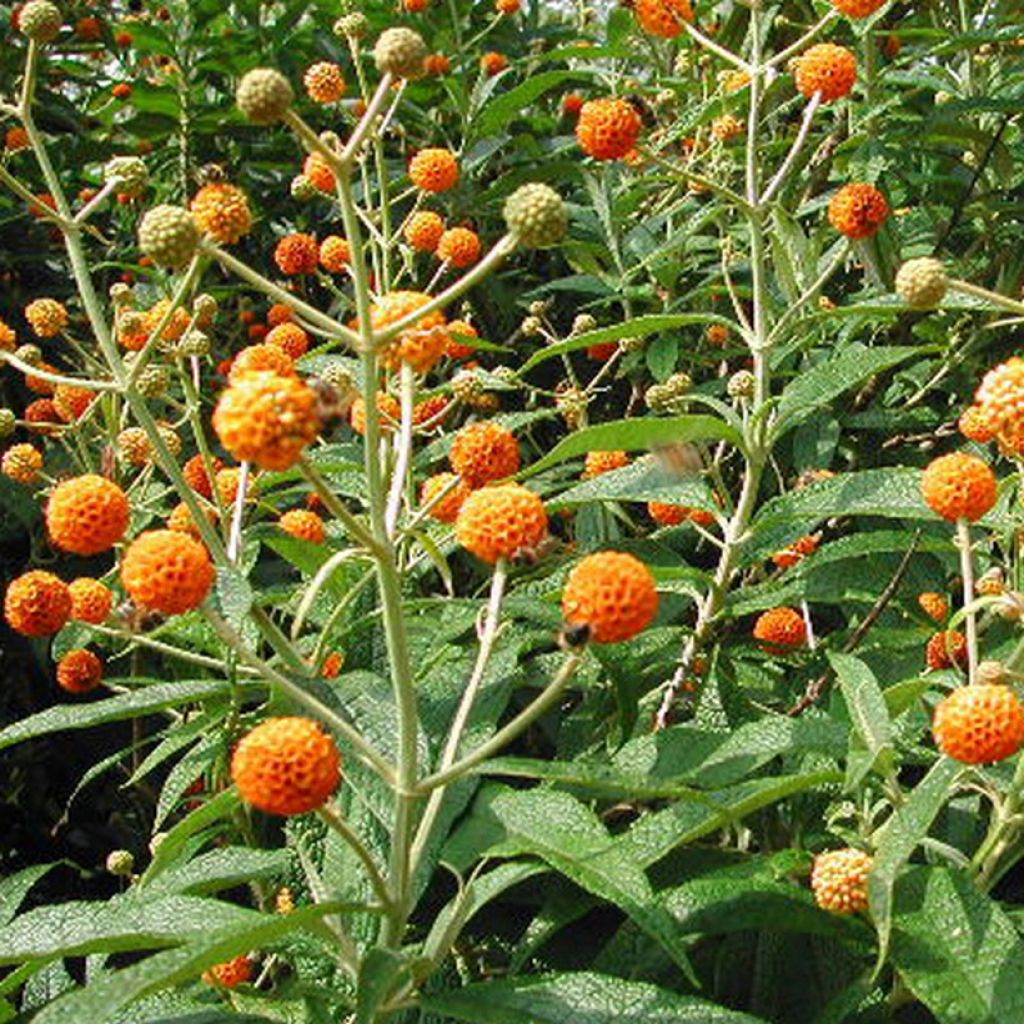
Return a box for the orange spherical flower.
[28,193,56,219]
[112,82,132,100]
[925,629,967,671]
[921,451,997,522]
[587,342,617,361]
[450,421,520,488]
[229,343,296,383]
[2,443,43,485]
[958,405,995,443]
[53,384,95,423]
[142,299,191,344]
[303,152,336,193]
[203,955,252,990]
[25,298,69,338]
[437,227,481,268]
[25,362,58,396]
[370,290,449,374]
[274,233,319,276]
[582,450,630,479]
[266,322,310,360]
[213,371,320,471]
[933,684,1024,764]
[976,358,1024,451]
[445,319,479,359]
[810,848,872,914]
[794,43,857,102]
[68,577,114,624]
[647,501,689,526]
[481,51,508,76]
[918,592,949,623]
[753,606,807,651]
[190,182,252,245]
[404,0,428,12]
[56,649,104,694]
[420,472,471,524]
[576,98,642,161]
[5,126,29,153]
[319,235,351,273]
[46,474,130,556]
[280,508,325,543]
[413,394,452,426]
[166,500,217,540]
[634,0,693,37]
[121,529,215,615]
[351,392,401,435]
[562,92,585,118]
[0,318,16,352]
[267,303,294,327]
[215,467,245,504]
[496,0,520,12]
[423,53,451,76]
[5,570,72,637]
[404,211,445,252]
[724,69,751,92]
[25,398,60,434]
[321,650,345,678]
[562,551,658,644]
[772,533,820,569]
[304,61,346,103]
[408,149,460,193]
[230,716,341,815]
[827,183,889,240]
[455,483,548,564]
[831,0,885,16]
[183,453,224,499]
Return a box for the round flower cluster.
[933,684,1024,764]
[810,848,872,914]
[576,98,642,161]
[449,421,520,487]
[45,474,131,556]
[120,529,215,615]
[455,483,548,563]
[561,551,659,643]
[921,452,996,522]
[753,607,807,651]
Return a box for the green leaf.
[775,346,921,435]
[868,757,962,970]
[519,314,736,372]
[891,866,1024,1024]
[420,972,769,1023]
[0,680,234,752]
[473,71,590,138]
[829,653,895,788]
[0,864,55,926]
[142,789,242,885]
[142,848,292,897]
[522,415,743,478]
[552,456,713,510]
[355,948,410,1024]
[215,566,253,631]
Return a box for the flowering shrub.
[1,0,1024,1022]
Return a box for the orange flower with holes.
[408,148,459,193]
[231,716,341,815]
[753,606,807,651]
[5,570,72,636]
[370,291,449,373]
[351,392,401,435]
[121,529,215,614]
[918,592,948,622]
[420,472,471,523]
[576,98,642,161]
[976,358,1024,451]
[413,394,451,426]
[190,182,252,244]
[562,551,658,643]
[215,467,246,504]
[304,62,346,103]
[0,317,16,350]
[274,233,319,275]
[319,235,351,273]
[446,319,479,359]
[586,342,617,362]
[266,322,310,360]
[280,508,326,543]
[204,955,253,989]
[25,362,58,396]
[810,849,872,914]
[582,450,630,479]
[958,405,995,443]
[496,0,520,12]
[933,684,1024,764]
[322,651,345,678]
[831,0,885,15]
[647,502,688,526]
[921,451,996,522]
[230,343,296,382]
[449,421,520,487]
[46,474,130,555]
[423,53,451,76]
[827,183,889,240]
[56,649,104,694]
[165,500,214,540]
[562,93,584,118]
[267,303,294,327]
[634,0,693,36]
[925,630,967,671]
[481,51,508,76]
[68,577,113,624]
[53,384,95,423]
[183,453,224,499]
[793,44,857,102]
[25,399,60,434]
[303,152,336,193]
[25,298,68,338]
[2,443,43,484]
[213,371,320,471]
[142,299,191,344]
[404,211,445,252]
[455,483,548,563]
[772,534,820,569]
[437,227,481,268]
[5,126,29,152]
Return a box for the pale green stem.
[957,518,978,684]
[299,454,381,556]
[949,278,1024,317]
[0,352,117,390]
[385,363,416,537]
[318,805,394,909]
